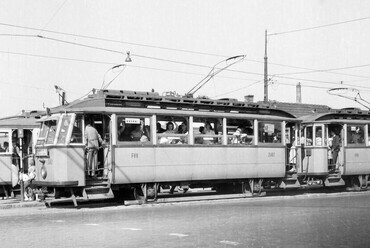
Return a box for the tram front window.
[258,121,282,144]
[57,115,72,144]
[37,119,58,145]
[70,115,83,144]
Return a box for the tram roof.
[46,89,297,120]
[0,111,42,128]
[300,108,370,124]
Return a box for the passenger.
[195,126,204,144]
[3,142,9,152]
[11,141,20,170]
[315,130,322,146]
[202,121,215,144]
[0,144,4,152]
[159,121,178,144]
[351,128,361,144]
[84,118,103,177]
[165,121,177,134]
[331,131,341,170]
[327,132,333,165]
[177,122,188,144]
[156,122,165,133]
[118,121,133,141]
[140,125,150,142]
[130,122,144,141]
[232,127,248,144]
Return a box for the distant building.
[256,101,332,118]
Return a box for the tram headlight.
[39,159,47,179]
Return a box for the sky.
[1,0,370,117]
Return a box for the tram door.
[11,129,34,172]
[85,114,111,178]
[326,124,344,169]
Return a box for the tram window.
[70,115,83,144]
[226,118,253,145]
[57,116,72,144]
[45,120,58,144]
[258,121,282,144]
[117,116,151,143]
[157,116,189,145]
[315,126,323,146]
[305,126,313,146]
[347,125,365,146]
[0,132,9,152]
[193,117,222,145]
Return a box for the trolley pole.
[18,129,24,202]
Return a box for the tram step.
[85,179,109,187]
[83,186,114,200]
[324,177,345,187]
[278,178,300,189]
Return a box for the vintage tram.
[0,111,41,198]
[33,89,301,205]
[295,108,370,189]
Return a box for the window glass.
[117,116,151,143]
[258,121,282,143]
[0,131,9,153]
[226,118,253,145]
[157,116,189,145]
[36,123,48,146]
[315,126,323,146]
[45,120,58,144]
[305,126,313,146]
[347,125,365,146]
[193,117,222,145]
[70,115,83,143]
[57,115,72,144]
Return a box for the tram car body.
[296,108,370,189]
[0,111,41,197]
[33,89,299,203]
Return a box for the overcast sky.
[1,0,370,117]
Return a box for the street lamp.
[186,55,246,98]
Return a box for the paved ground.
[1,190,370,247]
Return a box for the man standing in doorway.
[84,118,103,177]
[331,130,341,170]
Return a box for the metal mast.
[264,30,268,103]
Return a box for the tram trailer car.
[0,111,41,198]
[296,109,370,189]
[33,89,300,204]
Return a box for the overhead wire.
[268,16,370,36]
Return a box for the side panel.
[35,146,85,186]
[296,147,328,174]
[344,147,370,175]
[0,155,12,183]
[113,146,286,184]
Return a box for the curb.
[0,198,46,210]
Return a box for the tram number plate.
[268,152,275,157]
[131,153,139,159]
[36,148,49,157]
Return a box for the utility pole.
[264,30,268,103]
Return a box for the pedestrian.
[84,118,103,177]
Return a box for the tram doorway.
[11,129,34,172]
[84,114,111,178]
[327,124,343,171]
